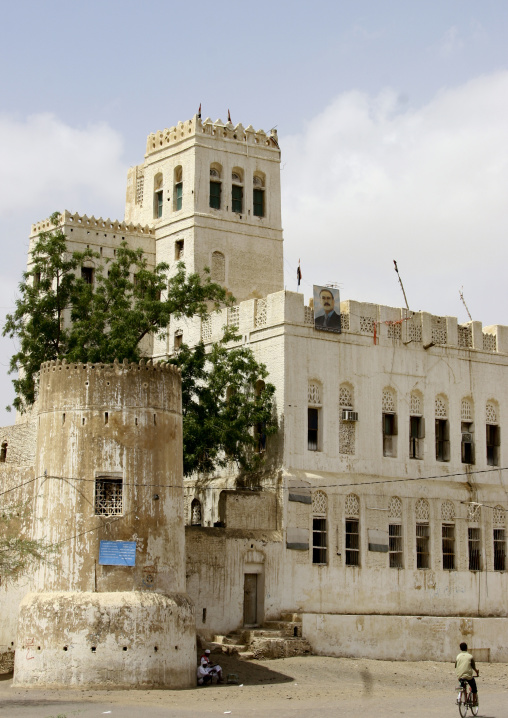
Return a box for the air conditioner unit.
[342,410,359,421]
[461,433,473,443]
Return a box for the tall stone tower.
[14,359,195,688]
[124,115,284,305]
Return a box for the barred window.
[95,477,123,516]
[312,518,327,564]
[389,524,403,568]
[442,524,455,570]
[345,519,360,566]
[416,523,430,569]
[468,527,481,571]
[494,528,506,571]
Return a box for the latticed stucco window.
[95,477,123,516]
[312,491,328,565]
[461,398,475,464]
[308,381,322,452]
[345,493,360,566]
[466,502,481,570]
[441,502,456,570]
[388,497,403,568]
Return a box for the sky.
[0,0,507,423]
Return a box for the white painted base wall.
[302,614,508,663]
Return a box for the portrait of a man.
[313,285,341,332]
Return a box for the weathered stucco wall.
[303,613,508,662]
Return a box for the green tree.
[169,327,277,476]
[3,213,228,411]
[0,503,54,583]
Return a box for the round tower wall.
[33,359,185,595]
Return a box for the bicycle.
[456,678,479,717]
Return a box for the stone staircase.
[209,613,312,660]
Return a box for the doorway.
[243,573,258,626]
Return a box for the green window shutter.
[232,184,243,213]
[209,181,221,209]
[176,182,183,210]
[253,188,264,217]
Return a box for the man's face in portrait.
[320,290,335,315]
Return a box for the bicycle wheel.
[470,697,479,716]
[458,693,468,718]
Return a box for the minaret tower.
[125,115,284,304]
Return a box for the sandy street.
[0,654,507,718]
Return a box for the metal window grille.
[494,528,506,571]
[468,527,481,571]
[416,523,430,569]
[442,524,455,570]
[389,524,403,568]
[345,519,360,566]
[95,478,123,516]
[312,517,327,564]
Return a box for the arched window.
[308,380,322,452]
[209,165,222,209]
[211,251,225,282]
[0,441,7,463]
[382,388,397,457]
[232,168,243,213]
[441,500,455,570]
[312,490,327,564]
[435,394,450,462]
[339,383,355,455]
[415,499,430,569]
[461,397,475,465]
[486,400,500,467]
[191,498,202,526]
[494,505,506,571]
[388,497,403,568]
[253,173,265,217]
[409,391,424,460]
[174,166,183,211]
[153,172,163,219]
[345,493,360,566]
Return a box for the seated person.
[197,649,224,684]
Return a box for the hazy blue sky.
[0,1,507,422]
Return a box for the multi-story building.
[1,113,507,667]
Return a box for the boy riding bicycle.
[455,642,479,705]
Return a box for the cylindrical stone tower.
[14,358,195,688]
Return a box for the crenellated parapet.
[145,114,280,156]
[31,210,155,238]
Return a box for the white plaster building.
[1,113,508,667]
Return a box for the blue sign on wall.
[99,540,137,566]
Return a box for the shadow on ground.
[198,652,295,687]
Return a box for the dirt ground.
[0,654,507,717]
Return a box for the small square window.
[81,267,94,285]
[95,477,123,516]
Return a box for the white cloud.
[0,113,128,220]
[282,72,508,326]
[439,25,464,57]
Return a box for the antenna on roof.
[393,260,410,312]
[459,287,473,322]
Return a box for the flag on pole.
[297,260,302,289]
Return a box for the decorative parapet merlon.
[145,115,280,156]
[31,211,155,238]
[40,357,179,376]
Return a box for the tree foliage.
[169,327,277,476]
[0,503,54,583]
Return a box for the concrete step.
[280,612,302,623]
[248,636,312,660]
[244,628,285,640]
[237,651,255,660]
[263,621,303,637]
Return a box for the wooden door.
[243,573,258,625]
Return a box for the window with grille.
[494,528,506,571]
[409,416,425,459]
[442,524,455,570]
[486,424,500,466]
[95,477,123,516]
[232,183,243,213]
[308,407,319,451]
[253,188,265,217]
[312,518,327,564]
[435,419,450,461]
[416,523,430,569]
[389,524,403,568]
[345,519,360,566]
[468,527,481,571]
[383,413,397,457]
[209,180,221,209]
